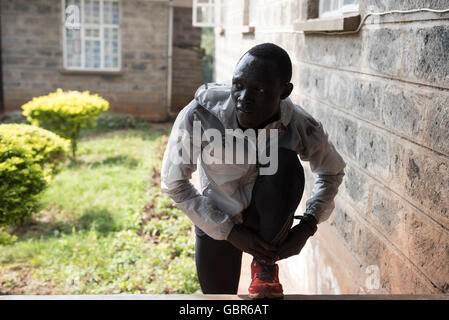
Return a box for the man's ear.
[280,83,294,100]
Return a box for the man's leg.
[194,226,243,294]
[243,148,305,246]
[242,148,305,298]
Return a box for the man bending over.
[161,43,346,299]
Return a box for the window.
[193,0,216,27]
[295,0,361,33]
[320,0,359,18]
[63,0,121,71]
[242,0,256,35]
[248,0,258,26]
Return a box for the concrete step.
[1,294,447,300]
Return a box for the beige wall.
[215,0,449,294]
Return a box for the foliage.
[0,124,69,226]
[0,128,200,294]
[0,124,70,179]
[1,113,30,125]
[0,232,17,245]
[78,112,152,138]
[21,89,109,160]
[201,27,215,83]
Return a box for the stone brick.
[131,63,147,71]
[361,0,449,12]
[381,83,449,156]
[391,140,449,227]
[405,212,449,293]
[334,199,438,293]
[414,25,449,89]
[325,111,358,162]
[329,204,357,251]
[371,186,449,292]
[426,93,449,156]
[381,84,427,140]
[357,126,390,180]
[342,164,370,211]
[298,33,363,69]
[367,28,403,77]
[350,77,383,123]
[328,71,351,109]
[297,64,327,100]
[37,5,52,14]
[298,22,449,89]
[45,61,58,68]
[4,82,21,88]
[173,7,202,48]
[328,71,383,123]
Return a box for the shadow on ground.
[9,207,119,240]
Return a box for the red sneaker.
[248,259,284,299]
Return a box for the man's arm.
[276,109,345,261]
[161,100,234,241]
[295,111,346,224]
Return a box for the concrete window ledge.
[241,25,255,35]
[59,68,124,76]
[1,294,448,300]
[294,13,361,33]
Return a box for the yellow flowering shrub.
[0,124,69,226]
[22,89,109,159]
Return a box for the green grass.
[0,126,200,295]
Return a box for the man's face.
[231,53,285,129]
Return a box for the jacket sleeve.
[160,100,235,240]
[294,110,346,224]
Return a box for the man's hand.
[227,224,278,264]
[277,216,317,260]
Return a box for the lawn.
[0,125,201,295]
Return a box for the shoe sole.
[249,288,284,300]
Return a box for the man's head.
[231,43,293,129]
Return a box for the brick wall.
[1,0,171,121]
[171,6,204,113]
[215,0,449,294]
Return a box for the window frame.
[319,0,359,18]
[242,0,255,35]
[61,0,122,72]
[192,0,216,27]
[294,0,361,33]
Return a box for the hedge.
[0,124,69,226]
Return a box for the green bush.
[22,89,109,160]
[0,124,70,179]
[1,112,30,125]
[0,124,70,226]
[0,232,17,245]
[96,112,136,130]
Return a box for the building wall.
[171,6,204,113]
[1,0,171,121]
[215,0,449,294]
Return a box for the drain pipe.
[166,0,173,120]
